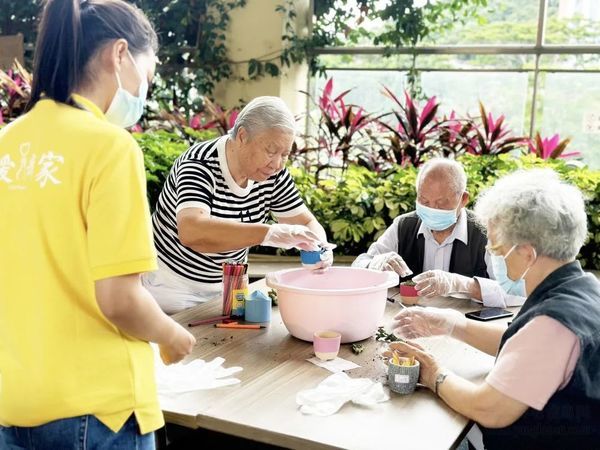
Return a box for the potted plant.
[399,280,419,305]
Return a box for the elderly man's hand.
[392,306,466,339]
[413,270,474,298]
[384,341,444,392]
[368,252,413,277]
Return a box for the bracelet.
[435,371,449,396]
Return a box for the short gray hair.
[474,168,587,261]
[416,158,467,194]
[230,96,297,139]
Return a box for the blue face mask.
[490,244,534,297]
[416,201,460,231]
[105,51,148,128]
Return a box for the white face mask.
[105,51,148,128]
[490,244,537,297]
[415,200,461,231]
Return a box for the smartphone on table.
[465,307,513,321]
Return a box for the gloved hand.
[312,243,336,272]
[262,224,320,251]
[367,252,413,277]
[413,270,475,298]
[392,306,467,339]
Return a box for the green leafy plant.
[268,289,278,307]
[375,326,400,343]
[351,343,364,355]
[134,129,218,209]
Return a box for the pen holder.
[222,264,248,318]
[245,290,272,323]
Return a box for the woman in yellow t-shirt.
[0,0,195,448]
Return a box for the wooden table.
[162,279,516,450]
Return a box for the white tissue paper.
[296,372,389,416]
[153,345,243,395]
[307,356,361,373]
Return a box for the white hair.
[230,96,297,139]
[474,168,588,261]
[416,158,467,194]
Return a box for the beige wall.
[0,34,24,70]
[213,0,310,117]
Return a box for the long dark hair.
[27,0,158,110]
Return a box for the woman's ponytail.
[28,0,82,109]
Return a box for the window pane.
[314,70,407,114]
[537,72,600,167]
[422,0,539,45]
[539,53,600,70]
[545,0,600,45]
[421,71,530,134]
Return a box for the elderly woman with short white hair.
[144,96,332,314]
[389,169,600,449]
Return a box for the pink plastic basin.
[266,267,398,343]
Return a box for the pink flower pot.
[399,284,419,305]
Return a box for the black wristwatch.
[435,371,449,395]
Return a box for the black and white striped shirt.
[152,136,306,283]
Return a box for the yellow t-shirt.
[0,94,162,434]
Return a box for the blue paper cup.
[300,248,324,266]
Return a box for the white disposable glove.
[312,243,336,272]
[413,270,474,298]
[262,224,320,251]
[296,372,389,416]
[392,306,467,339]
[153,346,243,395]
[367,251,413,277]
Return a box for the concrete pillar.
[212,0,311,117]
